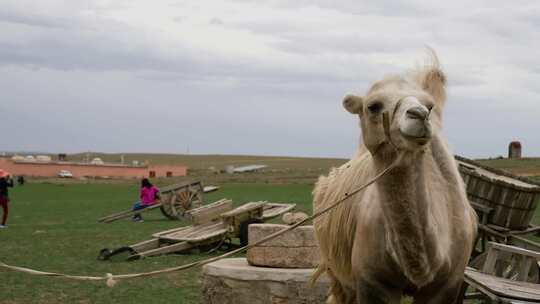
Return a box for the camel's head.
[343,54,446,156]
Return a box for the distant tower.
[508,141,522,159]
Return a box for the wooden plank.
[465,267,540,301]
[99,203,162,223]
[189,199,233,226]
[510,225,540,236]
[464,271,503,302]
[152,226,191,238]
[220,201,266,219]
[130,238,160,252]
[98,209,134,222]
[158,222,228,242]
[482,246,499,275]
[132,241,193,259]
[508,235,540,252]
[470,200,493,214]
[261,203,296,220]
[489,242,540,260]
[160,181,202,193]
[203,186,220,193]
[518,257,534,282]
[479,224,507,240]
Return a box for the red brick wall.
[0,158,187,178]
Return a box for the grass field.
[1,154,540,304]
[0,182,314,304]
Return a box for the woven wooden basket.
[456,156,540,230]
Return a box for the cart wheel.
[239,218,264,247]
[105,246,137,262]
[97,248,112,261]
[470,251,539,283]
[160,189,203,220]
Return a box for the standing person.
[0,170,14,228]
[132,178,160,222]
[17,176,25,186]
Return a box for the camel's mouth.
[402,133,432,145]
[399,118,432,145]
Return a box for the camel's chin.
[400,132,432,146]
[410,136,431,146]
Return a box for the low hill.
[476,157,540,180]
[67,153,348,171]
[48,152,540,184]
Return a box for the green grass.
[0,182,313,304]
[1,181,539,303]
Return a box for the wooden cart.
[98,199,296,261]
[98,181,208,223]
[456,156,540,283]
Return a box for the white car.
[58,170,73,178]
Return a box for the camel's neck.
[373,140,450,286]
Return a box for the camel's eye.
[367,102,383,114]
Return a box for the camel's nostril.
[406,107,428,120]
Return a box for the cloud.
[0,0,539,158]
[209,17,224,25]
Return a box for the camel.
[312,52,478,304]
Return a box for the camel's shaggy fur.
[313,51,477,304]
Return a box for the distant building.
[508,141,522,159]
[232,165,268,173]
[0,157,187,178]
[36,155,52,162]
[90,158,104,165]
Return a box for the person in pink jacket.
[132,178,160,222]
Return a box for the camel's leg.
[413,280,463,304]
[355,279,401,304]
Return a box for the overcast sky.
[1,0,539,159]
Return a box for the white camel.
[313,51,477,304]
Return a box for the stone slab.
[247,224,320,268]
[248,224,318,247]
[247,246,320,268]
[201,258,330,304]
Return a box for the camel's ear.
[419,68,446,105]
[343,95,363,114]
[417,49,447,105]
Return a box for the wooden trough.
[98,199,296,261]
[456,156,540,291]
[97,181,213,223]
[456,156,540,231]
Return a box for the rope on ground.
[0,154,402,287]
